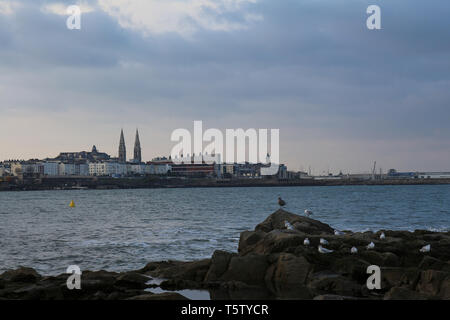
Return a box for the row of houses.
[1,158,288,179]
[3,161,171,178]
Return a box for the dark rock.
[416,270,449,296]
[269,253,311,299]
[308,271,362,297]
[244,231,306,255]
[313,294,359,300]
[127,292,189,300]
[384,287,430,300]
[220,254,269,286]
[238,231,266,254]
[115,272,149,289]
[332,257,370,283]
[439,276,450,299]
[205,251,236,282]
[255,209,334,235]
[0,267,41,283]
[144,259,211,283]
[419,256,450,272]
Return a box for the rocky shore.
[1,209,449,300]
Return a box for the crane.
[372,161,376,180]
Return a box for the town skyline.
[1,127,449,176]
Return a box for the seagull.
[278,197,286,208]
[284,220,294,230]
[420,244,431,253]
[380,232,386,240]
[304,209,313,217]
[351,247,358,254]
[318,245,334,254]
[334,230,345,236]
[320,238,329,245]
[304,238,310,246]
[366,242,375,250]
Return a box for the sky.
[0,0,449,174]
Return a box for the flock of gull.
[277,197,432,254]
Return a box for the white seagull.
[318,245,334,254]
[284,220,294,230]
[334,230,345,236]
[420,244,431,253]
[304,209,313,217]
[366,242,375,250]
[320,238,329,245]
[304,238,310,246]
[380,232,386,240]
[351,247,358,254]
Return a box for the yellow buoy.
[69,200,75,208]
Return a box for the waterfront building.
[129,163,146,175]
[58,163,76,176]
[170,162,218,177]
[43,162,59,176]
[278,164,288,179]
[147,163,171,175]
[89,162,127,177]
[118,129,126,163]
[417,172,450,179]
[78,163,89,176]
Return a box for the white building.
[78,164,89,176]
[59,163,76,176]
[418,172,450,179]
[129,163,147,175]
[89,162,127,176]
[42,162,59,176]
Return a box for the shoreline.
[1,209,449,300]
[2,177,450,192]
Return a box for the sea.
[0,185,449,275]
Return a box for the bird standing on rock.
[304,209,313,217]
[278,197,286,208]
[284,220,294,230]
[318,245,333,254]
[367,242,375,250]
[420,244,431,253]
[380,232,386,240]
[304,238,310,246]
[320,238,329,245]
[351,247,358,254]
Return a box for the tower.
[118,129,126,163]
[133,129,142,163]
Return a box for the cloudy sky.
[0,0,449,174]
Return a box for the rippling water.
[0,185,449,275]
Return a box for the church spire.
[134,129,142,163]
[118,129,126,163]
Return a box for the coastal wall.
[1,176,450,192]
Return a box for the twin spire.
[118,129,141,163]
